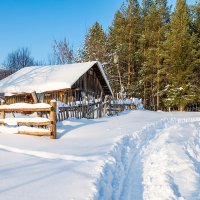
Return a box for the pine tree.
[107,10,127,92]
[107,0,142,96]
[163,0,196,111]
[139,0,170,109]
[125,0,142,96]
[83,22,107,63]
[192,1,200,103]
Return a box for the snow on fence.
[0,100,57,139]
[0,97,140,139]
[56,98,137,121]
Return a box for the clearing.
[0,110,200,200]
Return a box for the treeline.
[81,0,200,111]
[2,0,200,111]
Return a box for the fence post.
[108,97,112,116]
[50,100,57,139]
[82,97,86,118]
[1,100,5,126]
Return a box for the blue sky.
[0,0,197,64]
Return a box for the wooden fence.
[0,100,57,139]
[0,98,136,139]
[56,99,136,121]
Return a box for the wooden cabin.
[0,61,112,104]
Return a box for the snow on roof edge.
[95,61,113,95]
[0,61,113,95]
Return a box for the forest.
[2,0,200,111]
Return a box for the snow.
[0,110,200,199]
[0,61,112,95]
[0,102,51,109]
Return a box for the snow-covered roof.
[0,61,112,95]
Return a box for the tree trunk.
[179,104,185,112]
[157,71,160,110]
[127,62,131,96]
[144,82,146,108]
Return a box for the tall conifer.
[163,0,196,111]
[83,22,107,63]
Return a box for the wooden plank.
[18,131,51,136]
[31,91,39,103]
[17,121,52,126]
[50,100,57,139]
[0,121,5,125]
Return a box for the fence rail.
[56,100,136,121]
[0,98,137,139]
[0,100,57,139]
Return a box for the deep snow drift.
[0,110,200,200]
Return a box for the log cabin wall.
[43,89,72,104]
[5,89,74,104]
[72,68,105,100]
[5,94,33,104]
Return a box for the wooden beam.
[50,100,57,139]
[31,91,39,103]
[18,131,51,136]
[17,121,52,126]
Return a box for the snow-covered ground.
[0,110,200,200]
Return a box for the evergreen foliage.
[80,0,200,111]
[83,22,107,63]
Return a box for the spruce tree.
[83,22,107,63]
[139,0,169,109]
[107,10,126,92]
[107,0,142,96]
[163,0,196,111]
[125,0,141,96]
[192,1,200,103]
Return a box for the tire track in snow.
[121,120,200,200]
[120,126,164,200]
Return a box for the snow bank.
[0,102,51,109]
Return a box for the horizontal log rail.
[18,130,51,136]
[0,101,57,139]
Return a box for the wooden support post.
[31,91,39,103]
[82,97,86,118]
[1,100,5,126]
[50,100,57,139]
[1,111,5,126]
[99,93,103,118]
[109,97,112,116]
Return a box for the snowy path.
[0,111,200,200]
[120,121,200,200]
